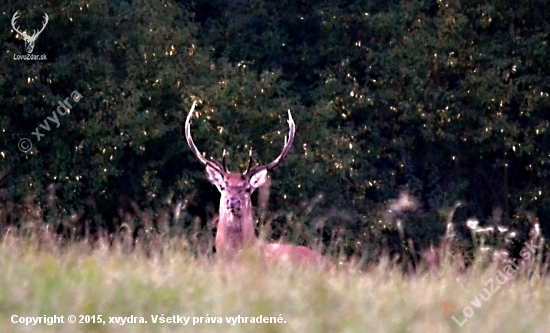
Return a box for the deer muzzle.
[227,198,241,211]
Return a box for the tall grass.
[0,234,549,333]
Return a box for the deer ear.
[206,165,224,188]
[249,169,268,189]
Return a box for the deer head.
[185,101,295,255]
[11,11,49,54]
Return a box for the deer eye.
[245,187,251,193]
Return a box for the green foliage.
[1,0,550,253]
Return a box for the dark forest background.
[1,0,549,259]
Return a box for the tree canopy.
[1,0,549,256]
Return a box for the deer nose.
[228,198,241,210]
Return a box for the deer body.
[263,243,330,267]
[185,102,330,268]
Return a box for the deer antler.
[32,13,49,39]
[185,101,225,173]
[11,11,26,37]
[246,110,295,175]
[186,102,295,174]
[11,11,48,39]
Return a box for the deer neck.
[216,198,257,257]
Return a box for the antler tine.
[222,149,228,172]
[249,110,295,174]
[244,149,253,174]
[185,101,224,172]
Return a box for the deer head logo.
[11,11,49,54]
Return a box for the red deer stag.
[185,101,330,268]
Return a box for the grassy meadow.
[0,234,549,333]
